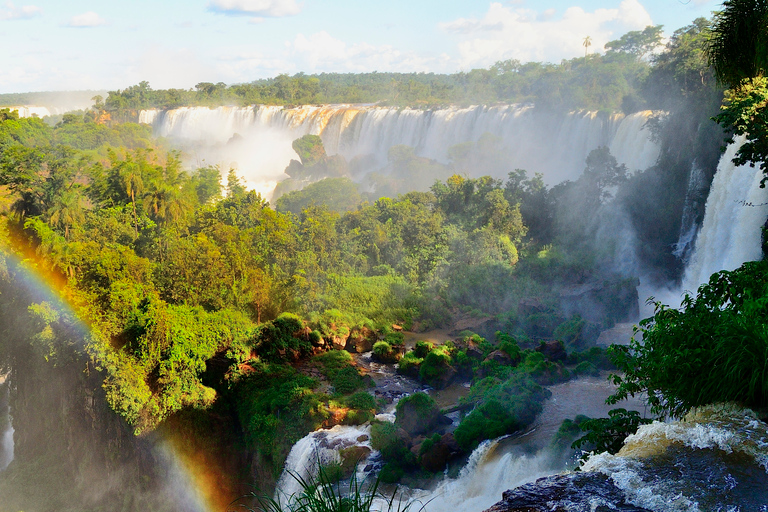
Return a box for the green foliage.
[292,134,326,166]
[397,351,423,377]
[275,177,364,215]
[571,408,652,455]
[372,341,399,364]
[714,76,768,186]
[609,260,768,418]
[343,391,376,411]
[707,0,768,88]
[241,461,421,512]
[395,392,437,418]
[413,340,434,358]
[418,346,453,386]
[256,313,313,363]
[312,350,367,395]
[234,363,327,474]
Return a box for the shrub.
[312,350,367,395]
[571,408,652,456]
[454,373,551,451]
[413,340,434,358]
[344,391,376,411]
[609,261,768,418]
[418,346,453,386]
[372,341,400,363]
[397,351,423,377]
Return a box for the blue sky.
[0,0,719,94]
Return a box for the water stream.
[0,376,13,472]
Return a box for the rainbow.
[0,238,231,512]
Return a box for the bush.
[372,341,400,363]
[609,261,768,418]
[344,391,376,411]
[395,392,442,436]
[454,373,551,451]
[413,340,433,358]
[418,346,453,386]
[312,350,367,394]
[571,408,652,456]
[397,351,423,377]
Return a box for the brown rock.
[485,350,512,365]
[536,340,567,362]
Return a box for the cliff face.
[0,341,185,512]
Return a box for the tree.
[707,0,768,89]
[605,25,664,59]
[48,188,85,240]
[583,36,592,58]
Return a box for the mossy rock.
[395,392,442,436]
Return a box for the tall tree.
[707,0,768,88]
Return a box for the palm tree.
[48,188,85,240]
[583,36,592,58]
[707,0,768,88]
[118,160,143,234]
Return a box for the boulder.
[346,327,376,353]
[484,350,512,365]
[536,340,567,362]
[483,473,651,512]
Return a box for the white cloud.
[289,31,444,72]
[67,11,106,28]
[441,0,654,68]
[208,0,300,17]
[123,46,215,89]
[0,2,42,20]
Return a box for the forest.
[1,10,768,512]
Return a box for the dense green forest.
[101,27,671,114]
[3,13,768,510]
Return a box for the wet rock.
[440,432,461,454]
[395,393,443,436]
[536,340,567,362]
[356,434,369,443]
[483,473,651,512]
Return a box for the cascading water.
[140,105,660,198]
[0,376,13,472]
[581,404,768,511]
[673,162,708,264]
[682,137,768,292]
[275,423,377,501]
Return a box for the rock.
[440,432,461,454]
[432,365,457,390]
[466,340,484,360]
[536,340,567,362]
[391,324,403,331]
[484,350,512,365]
[331,333,350,350]
[356,434,369,443]
[395,393,442,436]
[346,327,376,353]
[419,440,451,473]
[483,473,652,512]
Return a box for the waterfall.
[275,423,376,502]
[581,404,768,511]
[0,377,13,472]
[673,161,708,263]
[8,106,52,118]
[681,138,768,292]
[140,105,661,198]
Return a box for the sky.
[0,0,720,95]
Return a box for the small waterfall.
[581,404,768,511]
[0,377,13,471]
[682,138,768,291]
[673,161,708,263]
[8,106,52,118]
[141,105,661,197]
[275,424,377,501]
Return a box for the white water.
[275,423,376,501]
[682,138,768,292]
[582,404,768,511]
[0,376,13,472]
[140,105,660,198]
